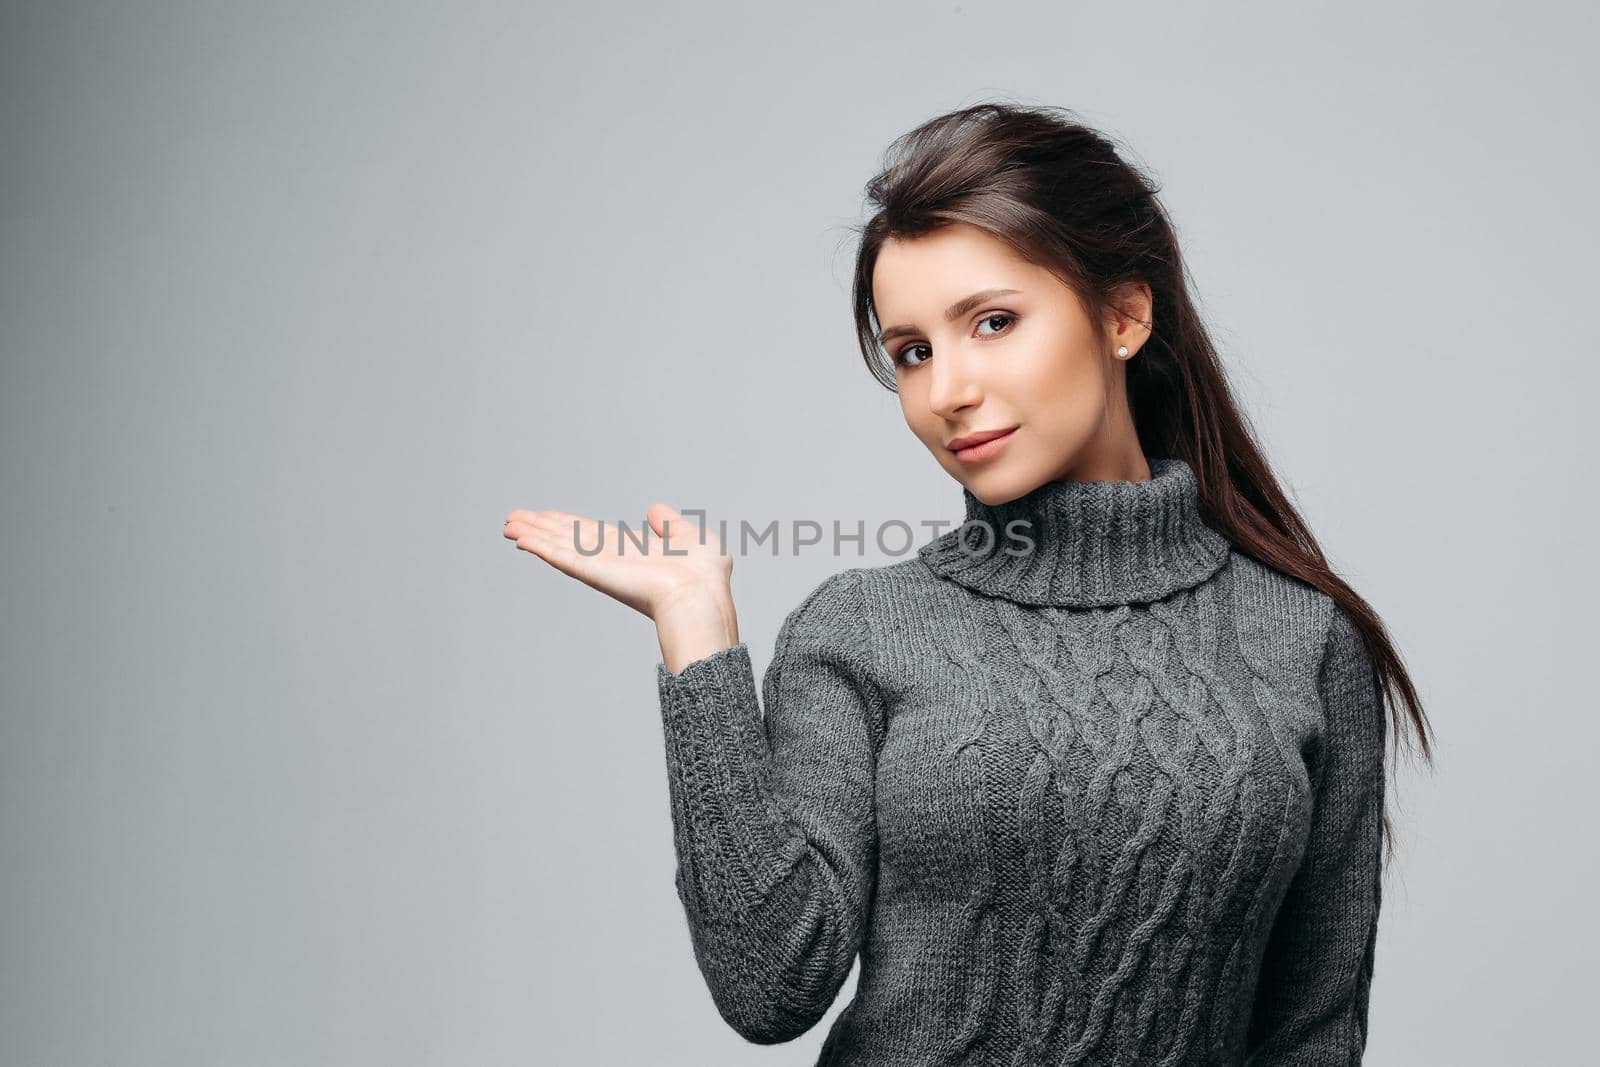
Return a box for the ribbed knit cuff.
[655,642,791,906]
[657,642,755,707]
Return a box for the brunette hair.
[849,101,1433,863]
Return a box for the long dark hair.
[849,101,1432,863]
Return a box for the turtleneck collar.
[915,456,1232,608]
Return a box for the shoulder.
[768,568,891,722]
[777,560,940,675]
[1225,553,1338,685]
[785,567,867,621]
[1230,556,1383,724]
[1227,555,1370,659]
[781,557,935,624]
[1226,555,1384,749]
[1224,555,1375,724]
[842,552,973,615]
[1315,600,1385,738]
[773,567,877,672]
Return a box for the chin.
[956,464,1033,507]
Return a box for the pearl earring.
[1116,345,1129,358]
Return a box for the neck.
[916,456,1232,607]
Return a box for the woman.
[503,102,1433,1065]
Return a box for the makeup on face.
[948,426,1019,465]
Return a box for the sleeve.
[1245,604,1388,1066]
[653,568,884,1045]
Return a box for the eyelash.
[892,311,1017,368]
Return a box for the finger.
[513,526,559,562]
[537,509,590,527]
[645,502,674,536]
[531,510,592,536]
[517,525,593,582]
[648,502,713,550]
[531,512,603,554]
[646,501,684,538]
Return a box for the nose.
[926,346,983,420]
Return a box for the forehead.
[872,224,1040,311]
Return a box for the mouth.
[947,425,1019,464]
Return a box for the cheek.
[1000,332,1103,397]
[897,388,938,442]
[1014,349,1110,426]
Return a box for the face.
[872,222,1151,505]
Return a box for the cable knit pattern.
[655,457,1386,1065]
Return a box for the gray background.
[3,1,1594,1063]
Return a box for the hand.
[502,502,734,624]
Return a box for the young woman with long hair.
[503,101,1433,1065]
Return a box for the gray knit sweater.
[654,457,1386,1066]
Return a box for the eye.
[890,311,1018,370]
[894,343,932,368]
[976,312,1014,337]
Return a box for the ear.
[1101,281,1154,356]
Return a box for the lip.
[948,425,1018,464]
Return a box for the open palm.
[501,501,732,620]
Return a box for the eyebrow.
[876,288,1023,346]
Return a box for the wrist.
[654,583,739,674]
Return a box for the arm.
[1245,604,1388,1065]
[654,569,883,1044]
